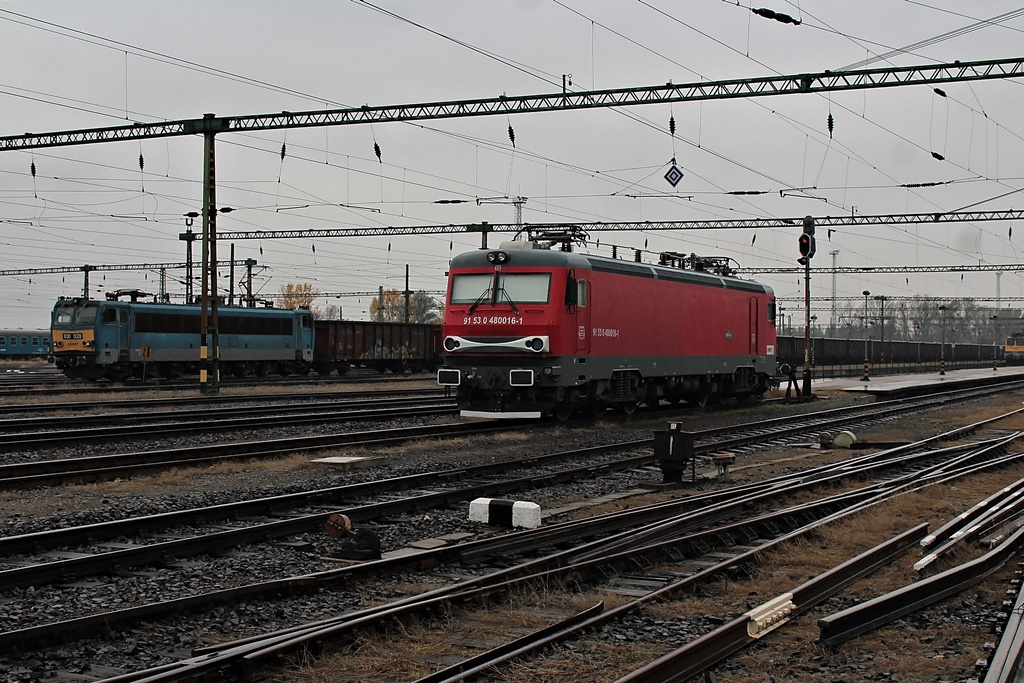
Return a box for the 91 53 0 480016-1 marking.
[464,316,523,325]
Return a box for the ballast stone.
[469,498,541,529]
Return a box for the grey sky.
[2,1,1024,329]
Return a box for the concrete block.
[469,497,541,529]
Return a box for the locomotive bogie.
[437,245,777,419]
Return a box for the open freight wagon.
[312,319,442,375]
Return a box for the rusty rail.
[818,525,1024,645]
[613,523,928,683]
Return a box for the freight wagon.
[312,319,442,375]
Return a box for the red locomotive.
[437,238,778,420]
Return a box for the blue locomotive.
[0,330,51,360]
[50,291,314,381]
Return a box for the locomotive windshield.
[450,274,493,305]
[450,272,551,305]
[53,303,97,326]
[496,273,550,304]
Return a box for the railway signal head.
[798,233,816,260]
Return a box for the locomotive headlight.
[443,337,461,351]
[527,337,545,351]
[486,250,509,264]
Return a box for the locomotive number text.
[463,316,523,325]
[62,332,84,340]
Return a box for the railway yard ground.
[2,370,1024,681]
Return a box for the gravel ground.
[2,386,1020,682]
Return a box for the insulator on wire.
[669,115,676,136]
[281,143,287,161]
[30,161,36,177]
[139,153,144,171]
[827,113,834,138]
[931,151,945,161]
[934,88,947,98]
[752,7,801,24]
[373,142,382,162]
[508,124,516,148]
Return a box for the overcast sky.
[2,0,1024,329]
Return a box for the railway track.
[0,394,456,453]
[0,369,434,396]
[0,380,1014,488]
[4,407,1020,680]
[0,384,1021,678]
[0,386,445,416]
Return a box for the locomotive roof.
[450,248,774,295]
[51,298,308,317]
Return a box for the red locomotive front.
[437,242,777,420]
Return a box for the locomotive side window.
[450,274,493,305]
[767,300,777,324]
[102,309,117,324]
[496,273,551,303]
[577,279,587,307]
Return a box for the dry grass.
[285,587,648,683]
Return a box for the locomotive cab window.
[75,306,98,326]
[767,300,777,324]
[54,306,75,326]
[450,274,493,305]
[496,273,550,304]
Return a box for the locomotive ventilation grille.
[443,335,549,354]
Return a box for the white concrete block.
[468,497,541,528]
